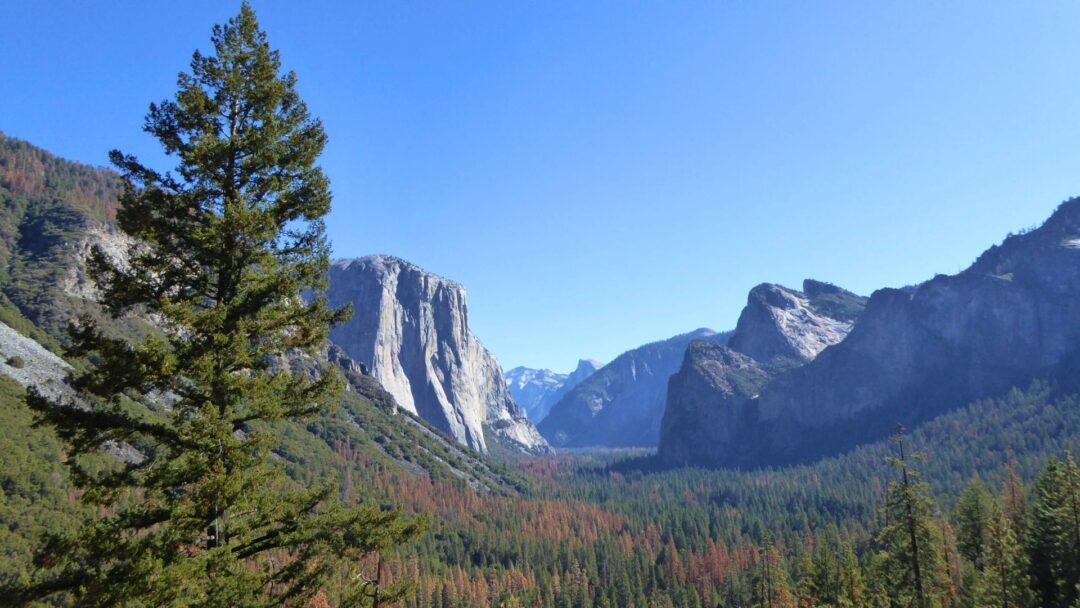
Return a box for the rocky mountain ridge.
[661,199,1080,467]
[505,359,603,423]
[0,134,546,473]
[659,281,866,465]
[539,328,731,448]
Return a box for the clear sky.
[3,2,1080,372]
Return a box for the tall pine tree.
[876,430,953,608]
[10,4,419,606]
[973,502,1032,608]
[955,479,992,569]
[754,538,796,608]
[1031,454,1080,608]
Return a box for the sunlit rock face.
[728,281,861,364]
[659,280,866,467]
[327,255,549,454]
[663,199,1080,468]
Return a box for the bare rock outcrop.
[659,281,865,466]
[728,282,860,364]
[0,322,70,400]
[661,199,1080,468]
[327,255,549,454]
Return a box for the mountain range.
[6,130,1080,474]
[539,328,732,448]
[0,133,544,481]
[504,359,603,423]
[659,201,1080,467]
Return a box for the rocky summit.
[661,198,1080,467]
[505,359,603,423]
[327,255,550,454]
[659,281,866,466]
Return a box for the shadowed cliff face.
[662,198,1080,468]
[659,281,865,467]
[657,342,770,466]
[752,199,1080,462]
[539,329,731,448]
[326,255,549,454]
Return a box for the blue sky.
[3,2,1080,372]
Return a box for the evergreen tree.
[1001,458,1028,544]
[1031,455,1080,608]
[1060,454,1080,607]
[877,430,953,608]
[753,539,796,608]
[863,551,893,608]
[955,480,992,569]
[1031,457,1065,607]
[973,503,1032,608]
[835,542,866,608]
[9,4,419,606]
[794,548,817,608]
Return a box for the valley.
[4,130,1080,607]
[3,4,1080,606]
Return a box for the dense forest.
[353,381,1080,608]
[7,359,1080,607]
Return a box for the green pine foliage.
[874,433,954,608]
[0,375,99,588]
[1030,454,1080,608]
[7,4,423,606]
[955,479,993,569]
[973,502,1033,608]
[753,537,796,608]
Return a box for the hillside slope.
[0,133,523,485]
[660,198,1080,467]
[540,328,731,448]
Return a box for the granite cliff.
[327,255,550,454]
[659,281,866,466]
[661,199,1080,467]
[540,328,730,448]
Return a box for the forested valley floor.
[7,365,1080,607]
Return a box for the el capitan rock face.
[539,329,731,448]
[661,199,1080,468]
[327,255,549,454]
[659,281,866,466]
